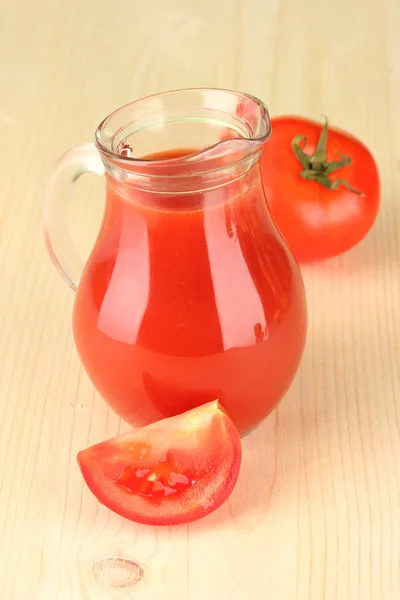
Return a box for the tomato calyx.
[291,116,363,195]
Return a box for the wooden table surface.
[1,0,399,598]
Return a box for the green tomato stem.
[291,116,363,195]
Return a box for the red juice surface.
[73,148,307,434]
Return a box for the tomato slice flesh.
[116,453,199,502]
[77,401,241,525]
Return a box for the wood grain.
[0,0,399,598]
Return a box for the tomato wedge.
[77,401,241,526]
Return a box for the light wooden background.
[1,0,399,598]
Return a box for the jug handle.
[43,143,105,292]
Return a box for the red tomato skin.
[77,402,242,526]
[260,116,380,263]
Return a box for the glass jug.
[44,88,307,436]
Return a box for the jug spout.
[172,89,273,165]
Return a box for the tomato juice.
[73,149,307,434]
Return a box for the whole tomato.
[260,116,380,263]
